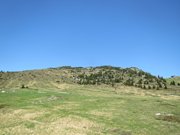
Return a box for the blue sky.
[0,0,180,77]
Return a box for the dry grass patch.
[51,83,71,90]
[160,95,180,100]
[40,116,100,133]
[89,110,113,118]
[116,86,146,96]
[1,115,102,135]
[0,108,44,128]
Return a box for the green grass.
[0,86,180,135]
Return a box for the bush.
[21,84,25,89]
[21,84,28,89]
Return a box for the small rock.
[167,113,174,116]
[155,113,161,116]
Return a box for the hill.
[0,67,179,135]
[0,66,167,90]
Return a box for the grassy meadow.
[0,84,180,135]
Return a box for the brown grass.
[0,110,102,135]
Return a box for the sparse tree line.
[170,80,180,86]
[73,68,168,89]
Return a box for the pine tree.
[170,81,176,85]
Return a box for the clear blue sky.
[0,0,180,77]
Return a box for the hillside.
[0,67,180,135]
[0,66,167,89]
[166,76,180,85]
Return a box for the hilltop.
[0,66,168,90]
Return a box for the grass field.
[0,85,180,135]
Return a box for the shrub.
[21,84,25,89]
[21,84,28,89]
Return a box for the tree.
[124,79,134,86]
[158,83,162,88]
[137,79,142,85]
[170,81,176,85]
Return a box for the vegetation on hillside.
[166,76,180,89]
[73,66,167,89]
[0,66,173,90]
